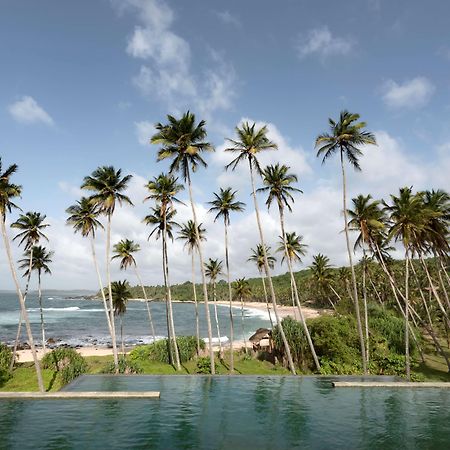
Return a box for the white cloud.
[215,10,241,28]
[296,26,354,60]
[8,96,54,126]
[134,121,154,146]
[381,77,435,109]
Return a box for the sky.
[0,0,449,290]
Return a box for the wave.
[27,307,81,312]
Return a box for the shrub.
[196,357,211,374]
[42,348,88,385]
[129,336,203,364]
[102,357,142,374]
[0,343,12,385]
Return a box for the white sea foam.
[203,336,229,344]
[27,306,81,312]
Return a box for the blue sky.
[1,0,449,290]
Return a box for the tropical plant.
[233,277,252,352]
[112,238,156,343]
[151,112,216,373]
[225,122,296,374]
[111,280,132,355]
[309,254,340,309]
[81,166,133,371]
[208,187,245,371]
[316,110,377,374]
[177,220,206,356]
[205,258,224,356]
[42,348,88,385]
[0,158,44,391]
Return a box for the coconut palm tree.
[81,166,133,371]
[0,158,44,392]
[316,110,376,374]
[248,244,276,327]
[145,173,184,370]
[383,187,428,380]
[112,238,156,343]
[225,122,296,374]
[10,211,49,366]
[205,258,224,356]
[151,112,216,373]
[233,277,252,352]
[144,204,180,369]
[19,245,53,354]
[309,254,341,309]
[177,220,206,356]
[208,187,245,372]
[66,197,113,344]
[111,280,132,355]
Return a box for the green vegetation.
[0,343,12,384]
[41,348,88,385]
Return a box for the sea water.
[0,291,271,347]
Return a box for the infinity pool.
[0,375,449,449]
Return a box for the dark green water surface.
[0,375,449,449]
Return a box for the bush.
[42,348,88,385]
[0,344,12,385]
[196,357,211,374]
[129,336,203,364]
[102,357,142,374]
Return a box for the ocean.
[0,291,271,348]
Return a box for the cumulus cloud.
[134,121,154,146]
[296,26,354,60]
[8,96,54,126]
[381,77,435,109]
[215,10,241,28]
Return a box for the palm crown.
[177,220,206,253]
[204,258,223,282]
[145,173,184,214]
[151,112,214,180]
[0,158,22,219]
[11,211,49,250]
[315,110,376,170]
[257,163,302,212]
[248,245,276,273]
[144,206,178,241]
[208,187,245,225]
[111,280,131,317]
[66,197,104,238]
[277,232,307,265]
[112,239,140,270]
[310,254,334,287]
[19,245,53,277]
[233,277,252,300]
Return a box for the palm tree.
[10,211,49,367]
[208,187,245,372]
[316,110,376,374]
[309,254,341,309]
[205,258,224,356]
[66,197,114,346]
[0,158,44,392]
[383,187,428,380]
[177,220,206,356]
[19,246,53,355]
[233,277,252,352]
[144,204,180,369]
[111,280,132,355]
[81,166,133,371]
[151,112,216,373]
[112,238,156,343]
[145,173,184,370]
[248,244,276,327]
[225,122,296,374]
[347,194,386,365]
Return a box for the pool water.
[0,375,449,449]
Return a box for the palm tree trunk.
[438,269,450,312]
[340,149,367,374]
[1,218,44,392]
[134,266,156,343]
[362,249,370,365]
[260,273,274,327]
[161,240,173,364]
[186,169,215,374]
[224,221,235,372]
[278,205,321,371]
[405,254,410,381]
[162,212,181,370]
[120,316,125,356]
[10,250,33,371]
[240,295,248,353]
[328,286,340,310]
[212,280,223,356]
[37,271,46,354]
[191,252,201,356]
[106,214,119,371]
[249,159,296,374]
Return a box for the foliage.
[42,348,88,385]
[0,344,12,385]
[129,336,203,365]
[102,357,142,374]
[196,357,211,374]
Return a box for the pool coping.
[333,381,450,388]
[0,391,160,399]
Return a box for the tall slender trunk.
[134,267,156,343]
[120,316,125,355]
[37,271,46,354]
[249,159,296,374]
[438,269,450,312]
[186,169,215,374]
[10,250,33,370]
[106,214,119,371]
[224,221,235,372]
[161,239,173,364]
[162,210,181,370]
[260,273,274,327]
[191,252,201,356]
[340,149,367,374]
[278,205,321,371]
[211,280,223,356]
[1,218,44,392]
[328,285,340,310]
[362,249,370,365]
[405,253,410,381]
[240,295,248,353]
